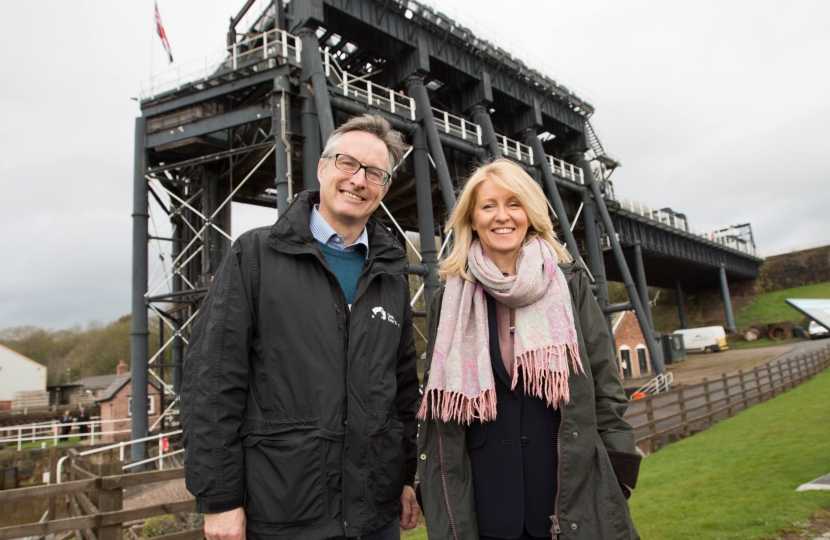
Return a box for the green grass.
[4,436,80,450]
[736,281,830,328]
[629,365,830,539]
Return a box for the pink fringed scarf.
[418,238,583,425]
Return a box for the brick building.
[611,310,652,381]
[94,360,163,442]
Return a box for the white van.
[672,326,729,353]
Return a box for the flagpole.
[150,0,155,98]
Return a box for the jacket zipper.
[551,403,564,539]
[435,421,459,540]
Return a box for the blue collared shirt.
[309,205,369,260]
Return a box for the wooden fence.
[0,450,202,540]
[625,345,830,453]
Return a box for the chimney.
[116,360,129,376]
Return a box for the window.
[128,395,155,416]
[619,347,632,379]
[637,346,649,375]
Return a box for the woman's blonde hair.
[439,159,572,280]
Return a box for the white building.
[0,343,47,407]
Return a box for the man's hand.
[399,485,420,529]
[204,507,246,540]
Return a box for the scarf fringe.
[417,342,583,424]
[416,387,497,425]
[511,342,584,407]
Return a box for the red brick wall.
[98,381,161,442]
[614,312,651,380]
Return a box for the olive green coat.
[417,262,641,539]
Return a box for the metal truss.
[129,0,764,462]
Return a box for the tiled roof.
[69,374,120,391]
[94,374,132,403]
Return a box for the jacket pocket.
[244,437,325,525]
[371,419,406,508]
[466,421,488,450]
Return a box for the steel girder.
[311,0,588,133]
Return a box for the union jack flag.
[155,2,173,64]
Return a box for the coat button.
[521,436,529,447]
[420,454,427,460]
[571,522,578,530]
[572,431,579,438]
[343,520,349,528]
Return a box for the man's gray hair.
[321,114,407,178]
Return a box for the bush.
[142,515,180,538]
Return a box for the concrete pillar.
[406,75,456,213]
[412,126,440,318]
[273,75,292,216]
[719,264,737,334]
[470,105,501,159]
[633,242,654,332]
[577,154,666,375]
[130,117,149,461]
[298,28,335,143]
[525,134,581,261]
[676,278,688,330]
[300,82,321,191]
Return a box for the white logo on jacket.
[371,306,400,328]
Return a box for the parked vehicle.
[672,326,729,353]
[808,320,830,340]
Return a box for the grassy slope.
[629,366,830,539]
[736,281,830,328]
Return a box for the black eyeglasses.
[325,153,391,187]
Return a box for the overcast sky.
[1,0,828,331]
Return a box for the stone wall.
[758,244,830,293]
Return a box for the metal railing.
[0,417,165,451]
[140,27,302,100]
[56,430,183,482]
[632,372,674,397]
[496,134,534,164]
[619,200,759,257]
[547,154,584,183]
[432,108,482,144]
[323,49,416,121]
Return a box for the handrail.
[547,154,584,184]
[632,372,673,397]
[140,27,302,100]
[324,49,416,121]
[57,430,182,483]
[495,134,533,164]
[432,108,482,144]
[1,417,161,450]
[619,199,759,257]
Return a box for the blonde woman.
[417,159,640,539]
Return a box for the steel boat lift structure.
[129,0,763,461]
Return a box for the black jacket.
[467,293,560,538]
[181,192,420,539]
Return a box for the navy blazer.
[466,293,561,539]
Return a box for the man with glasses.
[182,114,420,540]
